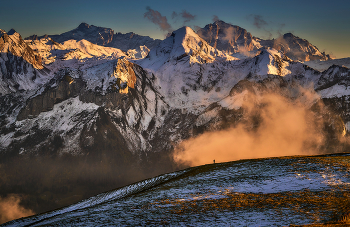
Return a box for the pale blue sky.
[1,0,349,58]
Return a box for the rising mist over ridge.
[0,19,350,224]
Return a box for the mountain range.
[0,20,350,224]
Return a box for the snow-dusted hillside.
[5,153,350,226]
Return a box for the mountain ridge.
[25,23,161,55]
[197,20,332,62]
[4,153,350,226]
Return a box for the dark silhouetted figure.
[213,159,215,164]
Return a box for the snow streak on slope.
[2,169,189,227]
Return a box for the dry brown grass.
[139,155,350,225]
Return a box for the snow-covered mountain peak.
[7,29,17,36]
[0,29,43,69]
[197,20,262,55]
[77,22,90,30]
[138,26,231,71]
[304,57,350,72]
[260,32,332,62]
[27,37,126,67]
[251,48,292,77]
[197,20,331,62]
[172,26,224,61]
[25,23,115,46]
[24,23,161,60]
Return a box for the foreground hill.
[4,153,350,226]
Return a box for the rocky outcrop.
[260,33,332,62]
[17,75,85,120]
[197,21,332,62]
[197,20,260,55]
[0,29,43,69]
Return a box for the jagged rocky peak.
[0,29,5,38]
[251,48,293,77]
[7,28,17,35]
[78,22,90,30]
[197,20,331,62]
[197,20,261,54]
[24,23,161,57]
[24,23,115,46]
[260,32,332,62]
[280,32,331,61]
[127,45,150,59]
[0,28,43,69]
[140,26,230,70]
[111,57,137,93]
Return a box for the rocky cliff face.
[0,29,43,69]
[0,29,50,98]
[260,33,332,62]
[197,21,332,62]
[2,58,169,159]
[315,65,350,131]
[196,20,261,55]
